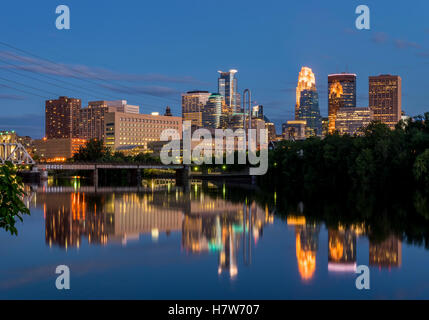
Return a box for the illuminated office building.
[321,117,329,137]
[335,107,373,135]
[203,93,223,129]
[218,69,239,113]
[369,236,402,268]
[296,67,316,120]
[79,100,139,141]
[328,74,357,133]
[265,121,277,142]
[105,100,140,114]
[298,89,322,137]
[79,102,117,141]
[45,96,81,139]
[32,138,87,162]
[251,118,268,146]
[104,111,182,152]
[181,91,211,128]
[369,75,402,129]
[252,105,264,119]
[282,120,306,141]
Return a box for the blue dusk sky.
[0,0,429,138]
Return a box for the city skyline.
[1,1,429,138]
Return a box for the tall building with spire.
[295,67,316,120]
[295,67,322,137]
[218,69,239,113]
[328,73,357,133]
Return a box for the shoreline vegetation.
[260,114,429,196]
[0,162,30,235]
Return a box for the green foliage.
[414,149,429,187]
[73,139,110,162]
[72,139,160,164]
[262,116,429,196]
[0,161,30,235]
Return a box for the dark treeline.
[260,113,429,196]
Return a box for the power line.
[0,60,106,99]
[0,83,48,99]
[0,76,62,97]
[0,41,181,108]
[0,56,131,100]
[0,56,163,110]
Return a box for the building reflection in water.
[287,216,320,281]
[369,236,402,269]
[35,180,274,279]
[42,192,110,249]
[328,229,357,273]
[182,184,272,279]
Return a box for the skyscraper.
[203,93,223,129]
[298,89,322,137]
[181,91,211,128]
[218,69,239,113]
[335,107,373,136]
[296,67,316,120]
[328,73,357,133]
[369,75,402,129]
[45,96,81,139]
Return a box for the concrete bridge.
[35,163,190,187]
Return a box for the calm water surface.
[1,178,429,299]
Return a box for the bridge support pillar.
[93,167,99,187]
[176,165,190,192]
[136,169,142,185]
[41,170,48,180]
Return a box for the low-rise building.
[32,138,87,162]
[104,112,182,152]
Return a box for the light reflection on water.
[0,178,428,299]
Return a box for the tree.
[0,162,30,235]
[414,149,429,187]
[73,139,110,162]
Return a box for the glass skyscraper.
[203,93,223,129]
[181,91,211,129]
[218,69,239,113]
[296,67,316,120]
[295,67,322,137]
[328,73,357,133]
[298,89,322,137]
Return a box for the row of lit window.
[119,118,179,125]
